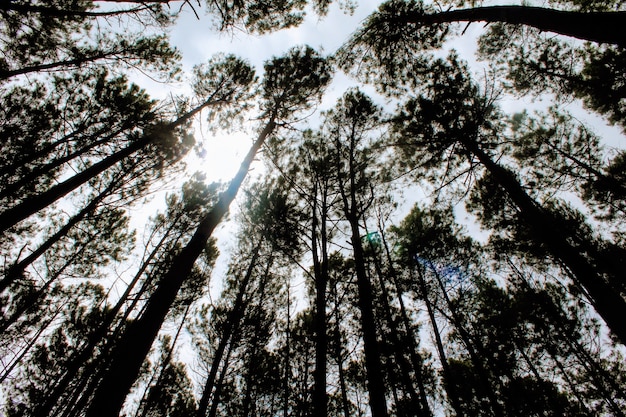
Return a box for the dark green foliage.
[478,23,626,130]
[205,0,355,33]
[138,337,197,417]
[337,0,445,93]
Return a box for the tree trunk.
[137,303,191,417]
[0,137,147,234]
[283,282,291,417]
[84,117,276,417]
[348,216,389,417]
[0,306,62,384]
[379,227,432,415]
[0,95,214,234]
[207,335,237,417]
[369,250,428,416]
[464,139,626,344]
[426,262,506,417]
[0,124,132,202]
[414,267,465,417]
[196,246,261,417]
[407,6,626,47]
[311,181,330,417]
[0,175,122,293]
[333,283,351,417]
[0,2,149,18]
[32,212,184,417]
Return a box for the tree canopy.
[1,1,625,416]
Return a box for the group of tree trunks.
[1,1,625,417]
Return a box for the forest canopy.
[1,1,626,416]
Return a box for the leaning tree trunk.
[85,116,277,417]
[464,139,626,345]
[369,249,429,416]
[379,227,432,415]
[0,123,135,202]
[414,266,466,417]
[404,6,626,47]
[0,172,125,293]
[137,303,191,417]
[0,95,212,234]
[427,262,507,417]
[196,246,261,417]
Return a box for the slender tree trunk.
[32,215,182,417]
[512,266,626,406]
[1,177,121,293]
[137,303,191,417]
[283,282,291,417]
[426,262,507,417]
[0,234,97,334]
[207,334,237,417]
[0,48,133,80]
[379,227,432,415]
[0,124,88,179]
[0,137,147,234]
[369,250,427,416]
[334,120,389,417]
[240,264,272,417]
[0,95,214,234]
[0,2,149,17]
[85,117,276,417]
[464,139,626,344]
[311,180,330,417]
[0,306,62,384]
[414,267,465,417]
[384,354,403,416]
[347,216,389,417]
[196,246,261,417]
[0,124,132,202]
[404,6,626,47]
[332,280,351,417]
